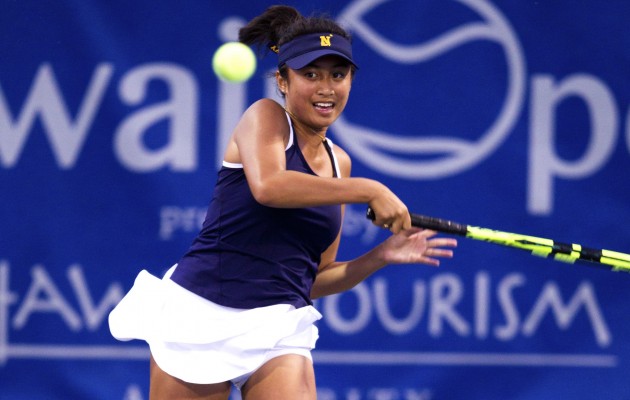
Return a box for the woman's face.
[278,55,353,133]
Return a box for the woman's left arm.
[311,228,457,299]
[310,145,457,299]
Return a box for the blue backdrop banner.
[1,1,629,399]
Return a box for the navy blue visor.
[277,32,358,70]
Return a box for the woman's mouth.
[314,102,334,113]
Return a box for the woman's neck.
[284,107,327,147]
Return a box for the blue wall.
[1,0,629,398]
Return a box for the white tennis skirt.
[108,266,322,385]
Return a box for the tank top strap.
[321,137,341,178]
[284,112,294,151]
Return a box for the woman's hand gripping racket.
[367,208,630,273]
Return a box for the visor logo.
[320,34,333,47]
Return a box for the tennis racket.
[366,208,630,273]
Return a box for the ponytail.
[238,5,302,56]
[239,5,351,58]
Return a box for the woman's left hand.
[380,228,457,267]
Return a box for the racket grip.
[410,213,468,236]
[366,208,468,236]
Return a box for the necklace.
[283,107,327,143]
[283,107,337,178]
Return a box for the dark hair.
[239,5,353,78]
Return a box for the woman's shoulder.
[238,99,287,131]
[245,98,285,117]
[233,99,290,143]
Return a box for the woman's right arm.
[228,99,411,231]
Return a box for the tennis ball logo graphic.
[334,0,526,179]
[212,42,257,83]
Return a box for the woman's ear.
[276,71,287,95]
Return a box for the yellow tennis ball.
[212,42,256,83]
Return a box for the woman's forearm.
[311,243,387,299]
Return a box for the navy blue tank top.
[171,114,342,309]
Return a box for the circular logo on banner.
[334,0,526,179]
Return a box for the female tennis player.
[109,5,457,399]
